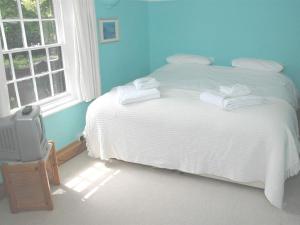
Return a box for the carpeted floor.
[0,151,300,225]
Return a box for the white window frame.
[0,0,81,117]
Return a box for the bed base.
[199,173,265,190]
[111,158,265,190]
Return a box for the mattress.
[84,63,300,208]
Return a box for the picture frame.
[99,18,120,44]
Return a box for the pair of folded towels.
[200,84,266,110]
[117,77,160,105]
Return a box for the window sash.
[0,7,59,51]
[3,46,66,108]
[0,0,68,110]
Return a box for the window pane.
[0,0,19,19]
[21,0,38,18]
[32,49,48,74]
[4,54,12,81]
[52,71,66,94]
[49,47,63,70]
[25,21,41,47]
[3,22,23,49]
[7,83,18,109]
[40,0,54,18]
[17,79,35,105]
[36,75,51,100]
[42,20,57,44]
[12,52,31,79]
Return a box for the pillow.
[166,54,213,65]
[232,58,284,72]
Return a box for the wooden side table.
[1,141,60,213]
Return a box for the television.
[0,106,49,162]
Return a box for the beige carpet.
[0,152,300,225]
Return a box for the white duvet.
[84,64,300,208]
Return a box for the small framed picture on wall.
[99,18,120,44]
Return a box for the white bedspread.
[84,64,300,208]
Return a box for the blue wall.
[44,102,90,150]
[148,0,300,87]
[95,0,150,93]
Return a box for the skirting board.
[56,140,86,166]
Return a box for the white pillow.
[166,54,213,65]
[232,58,284,72]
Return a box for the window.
[0,0,71,113]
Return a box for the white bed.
[84,63,300,208]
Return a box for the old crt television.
[0,106,48,162]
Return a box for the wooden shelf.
[1,141,60,213]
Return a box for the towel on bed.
[223,95,267,111]
[117,85,160,105]
[133,77,160,90]
[200,90,266,110]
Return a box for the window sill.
[9,94,82,118]
[41,94,82,117]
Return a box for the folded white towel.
[117,85,160,105]
[199,90,226,108]
[223,95,267,111]
[219,84,251,97]
[200,90,266,110]
[133,77,160,90]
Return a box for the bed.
[84,63,300,208]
